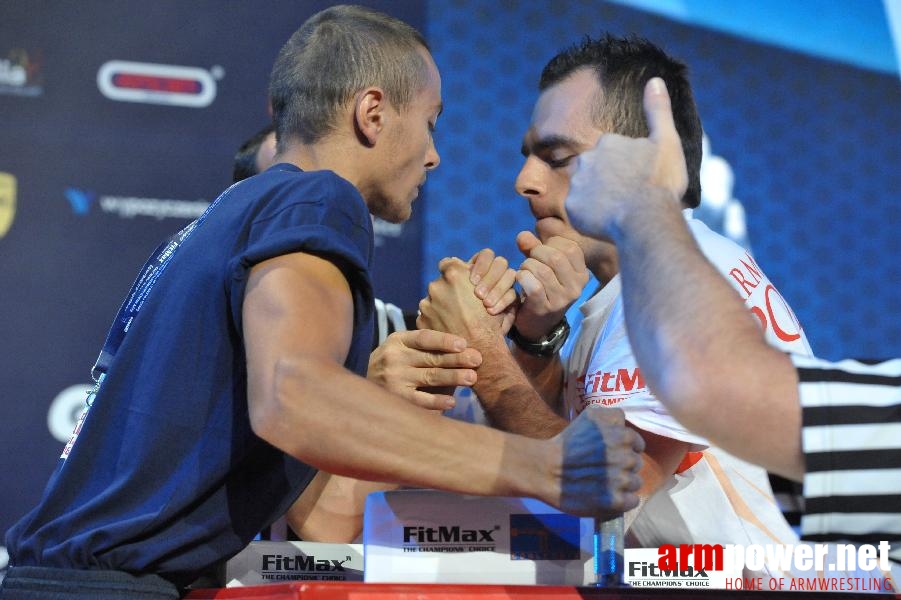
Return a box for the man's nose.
[514,156,546,200]
[425,139,440,171]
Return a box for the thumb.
[644,77,688,197]
[644,77,679,148]
[516,230,541,258]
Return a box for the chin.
[373,206,412,224]
[389,212,412,224]
[368,194,414,224]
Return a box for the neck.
[276,134,367,191]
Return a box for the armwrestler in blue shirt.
[1,6,644,598]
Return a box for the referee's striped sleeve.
[792,355,901,567]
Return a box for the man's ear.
[353,87,386,147]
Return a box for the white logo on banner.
[698,134,750,250]
[47,384,92,443]
[0,59,26,86]
[0,49,43,97]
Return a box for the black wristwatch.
[508,318,570,357]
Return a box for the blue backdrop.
[423,0,900,362]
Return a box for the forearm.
[471,334,569,438]
[251,353,560,503]
[511,345,566,416]
[241,252,636,515]
[612,191,803,479]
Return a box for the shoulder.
[260,166,363,204]
[686,218,750,265]
[684,218,779,287]
[244,166,370,230]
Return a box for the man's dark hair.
[269,4,430,150]
[540,34,703,208]
[232,123,275,183]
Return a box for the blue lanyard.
[89,221,196,386]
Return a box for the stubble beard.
[369,192,412,225]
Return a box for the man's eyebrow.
[520,134,581,157]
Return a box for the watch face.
[544,320,570,352]
[510,319,569,357]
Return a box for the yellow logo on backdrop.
[0,172,16,238]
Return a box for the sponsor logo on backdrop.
[699,134,750,250]
[65,187,208,220]
[0,172,16,238]
[97,60,222,107]
[0,48,43,97]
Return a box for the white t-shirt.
[563,217,812,427]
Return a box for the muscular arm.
[473,334,569,438]
[511,348,566,415]
[468,234,588,416]
[244,252,545,496]
[480,337,688,517]
[244,250,644,516]
[565,78,803,480]
[287,329,481,542]
[614,200,803,481]
[419,259,568,438]
[419,258,683,522]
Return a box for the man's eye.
[547,155,575,169]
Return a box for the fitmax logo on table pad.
[625,543,896,592]
[258,554,353,581]
[402,524,499,553]
[399,514,581,560]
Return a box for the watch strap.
[508,318,570,357]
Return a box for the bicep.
[243,252,355,419]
